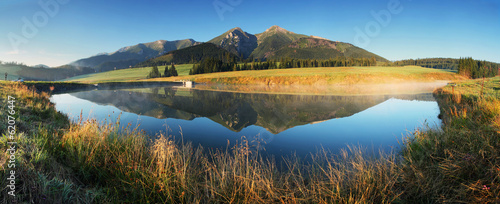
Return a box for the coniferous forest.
[189,56,378,75]
[393,58,460,70]
[393,58,500,76]
[457,57,499,78]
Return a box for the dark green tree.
[168,64,178,77]
[164,65,171,77]
[147,66,161,78]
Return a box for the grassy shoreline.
[399,77,500,202]
[190,82,450,96]
[1,77,499,203]
[66,66,465,85]
[168,66,462,85]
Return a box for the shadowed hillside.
[71,39,200,71]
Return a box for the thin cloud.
[4,50,27,55]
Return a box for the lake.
[50,84,442,159]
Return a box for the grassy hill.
[0,63,94,81]
[0,64,23,80]
[64,64,193,83]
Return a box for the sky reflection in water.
[50,86,440,158]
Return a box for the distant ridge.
[71,39,200,71]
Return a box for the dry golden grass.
[144,66,465,85]
[399,77,500,202]
[192,81,449,96]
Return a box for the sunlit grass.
[399,76,500,202]
[64,64,193,83]
[145,66,465,85]
[64,65,464,85]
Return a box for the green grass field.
[65,65,464,85]
[64,64,193,83]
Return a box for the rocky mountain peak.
[230,27,243,32]
[265,25,291,34]
[226,27,250,39]
[209,27,258,59]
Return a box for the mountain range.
[71,26,387,71]
[209,25,387,61]
[71,39,200,71]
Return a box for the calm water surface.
[50,85,441,158]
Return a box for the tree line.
[0,61,28,66]
[458,57,499,79]
[189,56,378,75]
[147,64,178,79]
[393,58,459,70]
[393,58,500,75]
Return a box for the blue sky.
[0,0,498,66]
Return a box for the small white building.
[183,81,193,88]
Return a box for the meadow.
[169,66,462,85]
[66,65,464,85]
[1,76,498,203]
[64,64,193,83]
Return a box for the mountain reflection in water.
[51,86,440,157]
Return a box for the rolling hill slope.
[71,39,200,71]
[0,63,94,81]
[63,64,194,83]
[136,43,239,67]
[270,37,388,61]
